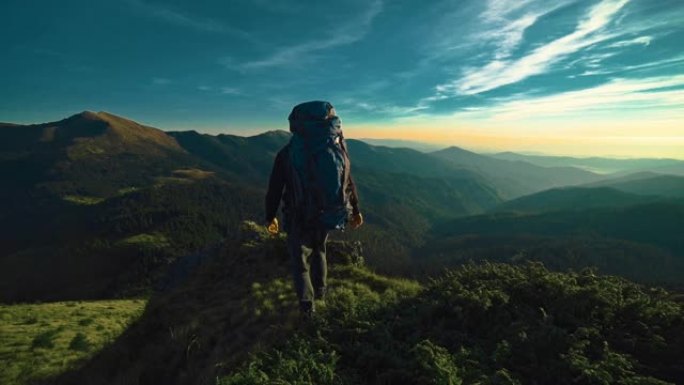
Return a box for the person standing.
[265,101,363,317]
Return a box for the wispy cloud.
[607,35,652,48]
[460,75,684,121]
[126,0,253,41]
[481,0,534,22]
[194,85,242,95]
[477,0,554,60]
[220,87,242,95]
[340,98,428,117]
[437,0,630,96]
[228,0,383,71]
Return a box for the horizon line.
[2,110,683,161]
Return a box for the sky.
[1,0,683,158]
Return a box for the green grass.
[117,186,139,195]
[221,263,684,385]
[62,195,105,205]
[0,299,146,385]
[32,223,684,384]
[172,168,215,179]
[118,232,171,249]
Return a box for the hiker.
[265,101,363,317]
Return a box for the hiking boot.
[299,301,315,319]
[314,286,327,301]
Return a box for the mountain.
[159,130,504,269]
[493,186,663,213]
[0,111,195,200]
[0,112,502,301]
[492,151,684,175]
[346,140,476,178]
[438,201,684,254]
[4,112,684,384]
[420,200,684,286]
[583,173,684,198]
[166,130,290,183]
[0,111,182,155]
[3,110,681,300]
[431,146,603,198]
[356,138,446,152]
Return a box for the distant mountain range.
[431,146,603,199]
[493,186,663,214]
[583,172,684,198]
[0,111,500,300]
[2,111,684,301]
[492,151,684,175]
[356,138,446,152]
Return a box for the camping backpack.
[287,101,353,230]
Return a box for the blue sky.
[1,0,683,157]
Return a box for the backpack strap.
[339,134,351,199]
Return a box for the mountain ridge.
[432,145,603,198]
[492,151,684,174]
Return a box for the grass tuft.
[68,333,91,352]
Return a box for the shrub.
[78,318,94,326]
[69,332,91,352]
[219,336,339,385]
[219,263,684,385]
[31,329,60,350]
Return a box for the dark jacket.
[265,144,360,225]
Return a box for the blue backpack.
[287,101,352,230]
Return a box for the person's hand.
[350,212,363,229]
[266,218,279,235]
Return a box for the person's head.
[288,101,338,133]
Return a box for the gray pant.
[287,226,328,307]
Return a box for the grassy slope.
[222,263,684,385]
[0,299,146,385]
[51,222,417,385]
[46,221,684,385]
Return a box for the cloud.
[477,0,553,60]
[437,0,630,96]
[126,0,253,40]
[231,0,383,70]
[620,55,684,73]
[481,0,534,22]
[607,35,652,48]
[340,99,428,117]
[220,87,242,95]
[491,14,540,60]
[463,75,684,121]
[194,85,242,95]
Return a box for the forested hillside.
[0,112,501,301]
